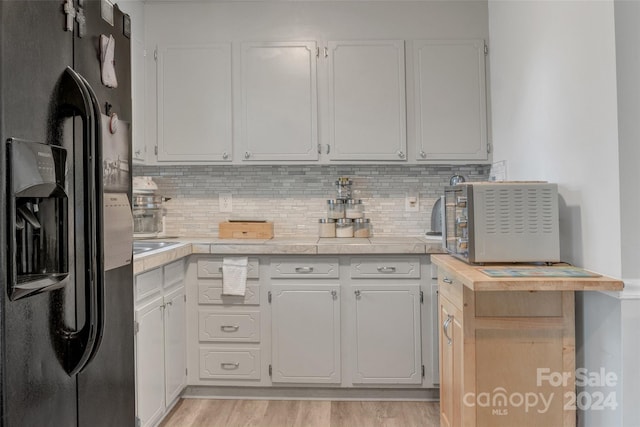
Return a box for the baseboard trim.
[182,386,439,401]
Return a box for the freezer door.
[0,2,78,425]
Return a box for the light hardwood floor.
[160,399,440,427]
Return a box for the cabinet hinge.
[134,321,139,334]
[487,142,492,154]
[422,365,425,378]
[154,145,158,155]
[184,294,187,302]
[420,290,424,304]
[154,49,158,61]
[268,291,272,303]
[186,368,188,376]
[269,364,272,376]
[484,44,488,55]
[135,416,141,427]
[316,47,320,58]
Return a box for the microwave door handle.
[440,195,446,248]
[56,67,105,376]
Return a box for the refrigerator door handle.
[76,71,106,370]
[56,67,105,376]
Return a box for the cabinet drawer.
[350,257,421,279]
[199,348,261,379]
[270,258,339,279]
[135,267,163,302]
[198,311,260,342]
[198,281,260,305]
[438,272,463,308]
[164,259,185,288]
[197,258,259,279]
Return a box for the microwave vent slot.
[481,186,556,235]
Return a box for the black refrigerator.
[0,2,135,426]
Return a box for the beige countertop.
[431,254,624,292]
[133,236,445,275]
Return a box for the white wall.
[488,0,621,277]
[489,2,640,425]
[614,0,640,280]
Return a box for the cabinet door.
[431,282,440,386]
[439,294,464,427]
[271,284,340,383]
[414,39,488,161]
[328,40,407,161]
[164,286,186,407]
[131,37,146,163]
[157,44,232,162]
[240,42,318,161]
[351,285,422,384]
[135,296,165,427]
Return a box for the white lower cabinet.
[135,296,165,427]
[188,257,265,386]
[185,254,435,392]
[350,284,422,384]
[271,284,341,384]
[164,286,187,405]
[199,348,261,379]
[134,260,186,427]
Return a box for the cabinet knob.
[134,149,142,157]
[397,150,405,159]
[222,152,229,160]
[331,290,337,299]
[244,151,251,159]
[354,289,361,298]
[420,150,427,159]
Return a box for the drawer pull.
[443,315,453,345]
[442,277,453,284]
[377,266,397,273]
[220,325,240,332]
[295,266,314,274]
[221,362,240,370]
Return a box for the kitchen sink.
[133,241,180,255]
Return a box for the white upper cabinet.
[131,38,146,163]
[240,41,319,162]
[327,40,407,161]
[157,44,232,162]
[413,39,488,161]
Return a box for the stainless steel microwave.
[443,182,560,264]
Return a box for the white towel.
[222,257,248,296]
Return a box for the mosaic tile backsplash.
[133,165,490,238]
